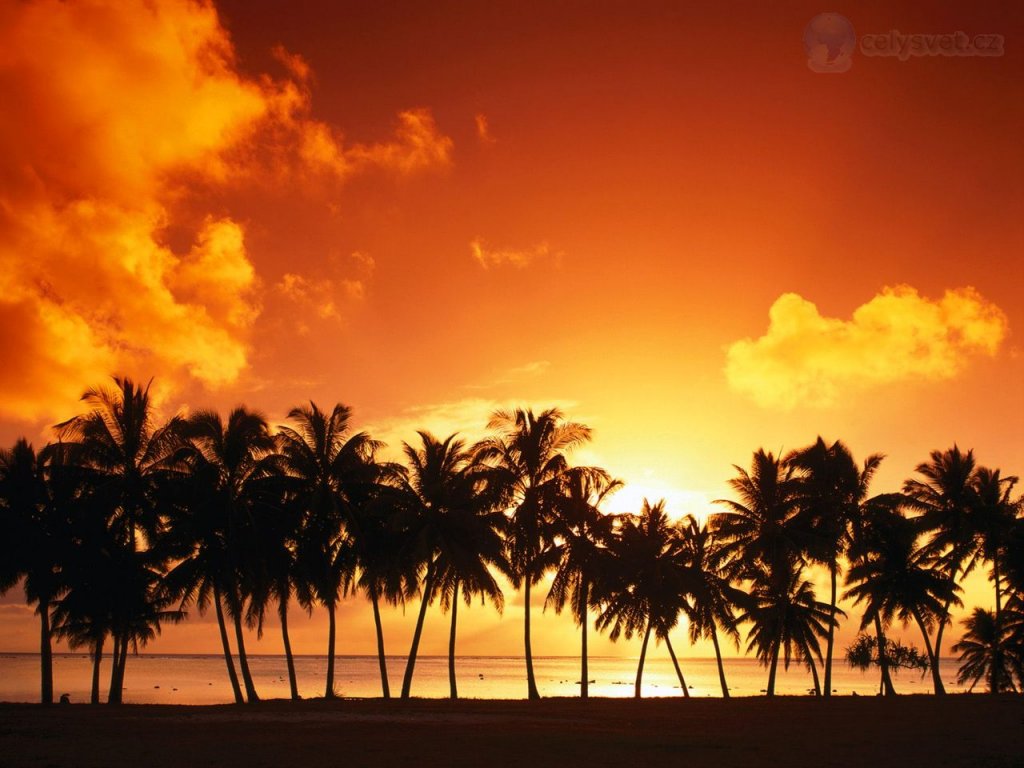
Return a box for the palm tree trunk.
[369,587,390,699]
[634,622,653,698]
[524,576,540,700]
[325,600,337,699]
[580,582,589,700]
[214,585,244,704]
[448,580,459,700]
[823,563,837,697]
[107,633,121,704]
[39,600,53,705]
[665,634,690,698]
[232,603,259,703]
[808,652,821,696]
[911,606,944,695]
[112,634,128,704]
[767,640,781,697]
[873,614,895,696]
[993,558,1003,695]
[90,635,104,704]
[401,565,435,699]
[711,627,729,698]
[279,595,299,700]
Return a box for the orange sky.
[1,0,1022,663]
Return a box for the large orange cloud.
[0,0,451,422]
[725,285,1009,409]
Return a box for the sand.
[1,695,1021,767]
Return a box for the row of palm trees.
[1,377,1021,704]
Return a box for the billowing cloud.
[469,238,562,269]
[725,286,1009,409]
[0,0,451,422]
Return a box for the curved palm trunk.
[823,563,837,697]
[107,634,121,704]
[911,606,944,695]
[807,652,821,696]
[113,635,128,704]
[579,582,589,700]
[213,586,244,704]
[232,605,259,703]
[992,559,1003,695]
[448,580,459,700]
[873,614,895,696]
[90,635,104,704]
[634,623,653,698]
[524,576,540,700]
[710,628,729,698]
[665,634,690,698]
[279,595,299,700]
[369,587,390,699]
[325,600,337,699]
[766,640,781,697]
[401,566,435,699]
[39,600,53,705]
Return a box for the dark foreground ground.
[1,696,1022,768]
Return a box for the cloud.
[0,0,451,423]
[366,395,579,459]
[725,285,1009,409]
[469,239,562,269]
[275,252,375,330]
[475,113,496,144]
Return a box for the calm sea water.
[0,653,967,704]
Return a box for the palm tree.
[347,478,417,699]
[55,377,183,702]
[596,499,693,698]
[787,438,883,697]
[903,445,978,694]
[713,449,800,579]
[546,467,621,699]
[173,408,275,703]
[476,407,592,700]
[953,608,1015,693]
[844,498,960,694]
[738,562,837,696]
[676,514,746,697]
[398,432,509,698]
[277,401,378,699]
[0,439,62,705]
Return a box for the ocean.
[0,653,967,704]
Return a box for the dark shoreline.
[2,695,1021,768]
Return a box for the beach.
[2,696,1021,768]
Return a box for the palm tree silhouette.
[679,514,746,697]
[953,607,1014,693]
[597,499,692,699]
[714,449,800,579]
[278,402,379,699]
[788,438,883,697]
[0,439,64,704]
[163,408,276,703]
[546,467,621,698]
[844,497,960,694]
[739,562,837,696]
[476,408,592,700]
[903,445,978,694]
[55,377,183,703]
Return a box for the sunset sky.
[0,1,1021,664]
